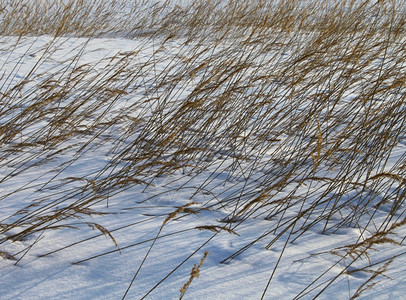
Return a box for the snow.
[1,18,406,300]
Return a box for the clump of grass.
[0,0,405,298]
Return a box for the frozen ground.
[0,27,406,300]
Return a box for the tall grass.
[1,0,406,298]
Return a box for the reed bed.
[1,0,405,298]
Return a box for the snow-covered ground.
[1,3,406,299]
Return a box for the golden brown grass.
[179,250,209,300]
[0,0,406,298]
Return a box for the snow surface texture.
[1,2,406,299]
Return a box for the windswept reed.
[1,0,405,298]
